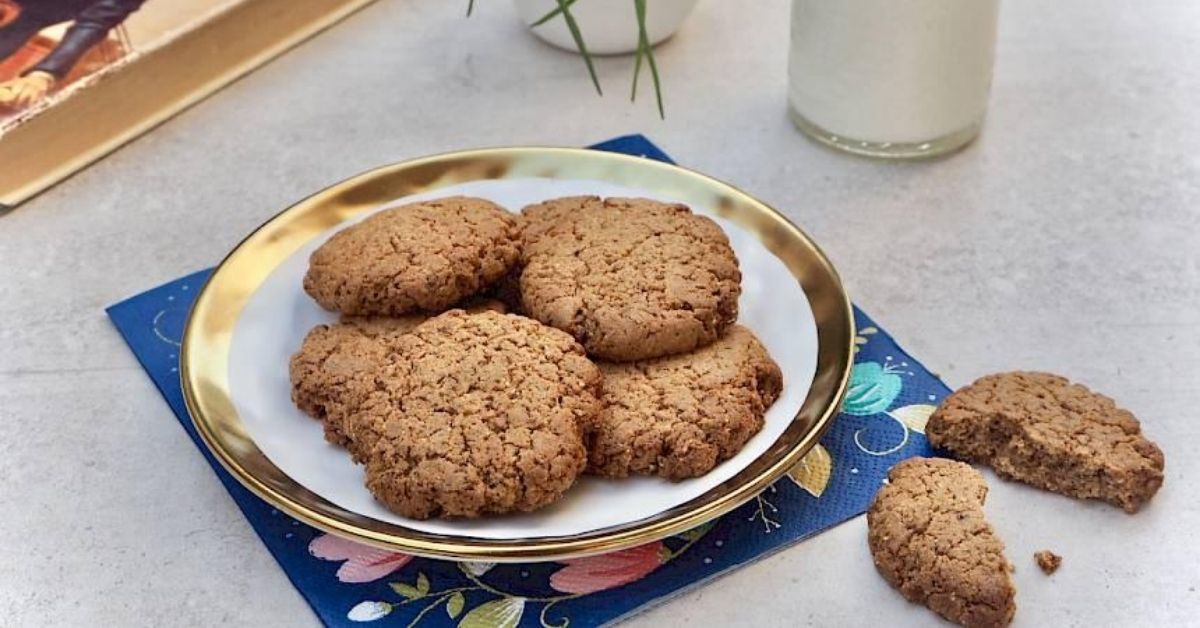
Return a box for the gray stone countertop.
[1,0,1196,625]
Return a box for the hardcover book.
[0,0,376,210]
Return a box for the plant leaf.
[416,572,430,595]
[788,444,833,497]
[555,0,602,95]
[889,404,937,434]
[530,0,579,26]
[634,0,664,118]
[446,592,466,619]
[388,582,423,600]
[630,33,645,102]
[459,597,525,628]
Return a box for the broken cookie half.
[868,457,1016,628]
[927,371,1164,513]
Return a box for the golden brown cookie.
[926,371,1165,513]
[289,300,506,454]
[289,323,405,449]
[518,196,741,362]
[587,325,782,481]
[352,310,602,519]
[868,457,1017,628]
[303,196,520,316]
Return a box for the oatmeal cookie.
[303,196,519,315]
[587,325,782,480]
[926,371,1164,513]
[867,457,1017,628]
[518,196,741,361]
[353,310,602,519]
[289,323,401,449]
[289,299,505,452]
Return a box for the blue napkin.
[107,135,943,627]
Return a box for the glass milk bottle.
[788,0,1001,159]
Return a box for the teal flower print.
[844,361,934,456]
[842,362,902,416]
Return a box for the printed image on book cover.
[0,0,226,130]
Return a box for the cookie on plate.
[926,371,1165,513]
[289,299,505,453]
[868,457,1016,628]
[303,196,520,316]
[289,322,405,449]
[587,325,782,481]
[518,196,741,362]
[352,310,602,519]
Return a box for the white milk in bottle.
[788,0,1001,158]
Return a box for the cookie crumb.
[1034,550,1062,575]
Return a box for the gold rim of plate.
[181,146,855,562]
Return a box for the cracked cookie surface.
[868,457,1016,628]
[303,196,520,316]
[289,322,407,450]
[588,325,782,480]
[517,196,741,362]
[352,310,602,519]
[926,371,1164,513]
[289,300,505,456]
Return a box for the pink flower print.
[550,542,666,594]
[309,534,413,583]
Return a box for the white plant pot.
[513,0,700,55]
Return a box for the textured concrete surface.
[1,0,1197,625]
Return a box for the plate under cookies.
[181,147,854,561]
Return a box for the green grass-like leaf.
[475,0,670,112]
[630,25,645,100]
[530,0,579,26]
[633,0,664,118]
[555,0,602,95]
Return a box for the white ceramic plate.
[227,178,818,539]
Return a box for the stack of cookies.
[289,195,784,520]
